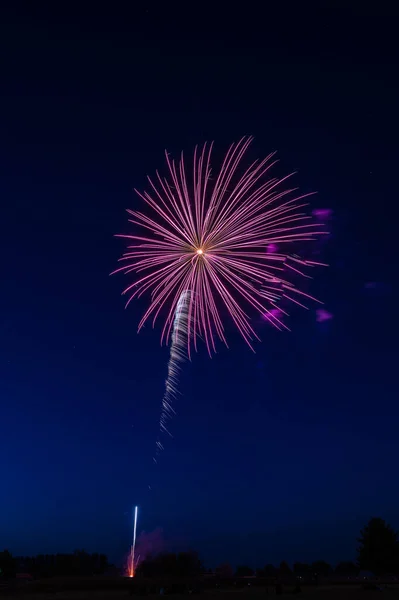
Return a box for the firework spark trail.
[154,290,191,461]
[114,136,327,359]
[128,506,138,578]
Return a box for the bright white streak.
[154,290,191,460]
[129,505,138,577]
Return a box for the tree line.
[0,550,110,579]
[137,518,399,579]
[232,560,359,578]
[1,517,399,581]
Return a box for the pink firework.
[114,137,325,355]
[316,308,333,323]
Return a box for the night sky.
[1,4,398,568]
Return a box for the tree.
[263,564,277,577]
[357,517,399,576]
[311,561,331,577]
[215,563,233,578]
[137,551,202,578]
[279,561,292,576]
[235,565,254,577]
[335,561,359,577]
[293,562,310,577]
[176,551,203,577]
[137,552,176,578]
[13,552,110,578]
[0,550,15,580]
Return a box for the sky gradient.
[1,4,398,568]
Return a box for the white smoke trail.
[154,290,191,462]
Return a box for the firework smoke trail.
[128,506,138,578]
[114,136,327,358]
[154,290,191,461]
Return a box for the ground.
[2,584,399,600]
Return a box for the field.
[2,583,399,600]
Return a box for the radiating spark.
[264,307,285,322]
[114,136,326,357]
[316,308,333,323]
[313,208,333,220]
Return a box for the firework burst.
[114,136,325,356]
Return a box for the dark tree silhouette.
[235,565,254,577]
[263,564,277,577]
[215,563,233,578]
[177,551,203,576]
[335,561,359,577]
[311,561,331,577]
[279,561,292,576]
[293,562,310,577]
[357,518,399,575]
[137,551,202,578]
[14,551,109,578]
[0,550,15,580]
[138,552,175,578]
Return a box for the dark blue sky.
[1,4,398,568]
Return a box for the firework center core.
[196,248,204,255]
